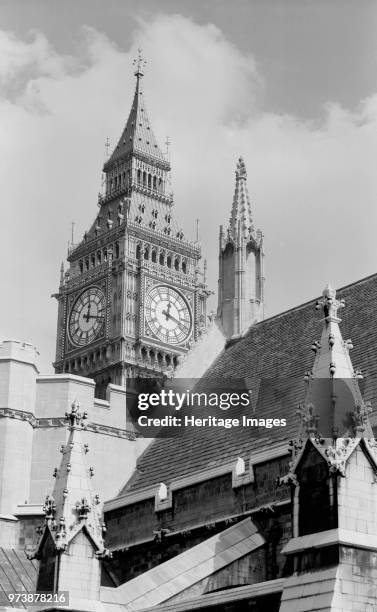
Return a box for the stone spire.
[34,400,109,598]
[228,157,254,239]
[217,157,264,338]
[104,49,169,172]
[279,284,375,487]
[279,285,377,612]
[297,284,372,442]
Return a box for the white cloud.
[0,15,376,371]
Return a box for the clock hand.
[162,309,188,329]
[83,303,91,323]
[162,302,172,321]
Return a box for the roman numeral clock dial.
[68,287,106,347]
[145,285,192,345]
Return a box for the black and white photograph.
[0,1,377,610]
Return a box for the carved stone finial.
[75,497,91,520]
[55,517,67,550]
[65,399,87,428]
[296,403,320,437]
[236,156,247,180]
[352,402,372,434]
[42,495,56,521]
[133,47,147,78]
[315,284,345,320]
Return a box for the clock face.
[145,285,192,345]
[68,286,106,347]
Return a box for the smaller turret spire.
[217,157,264,337]
[228,157,254,240]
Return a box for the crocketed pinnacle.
[105,67,169,170]
[312,284,355,380]
[298,284,372,439]
[228,157,254,239]
[35,400,108,556]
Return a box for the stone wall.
[106,457,290,548]
[105,458,292,585]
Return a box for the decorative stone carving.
[42,495,56,520]
[65,399,87,428]
[75,498,91,520]
[296,403,320,437]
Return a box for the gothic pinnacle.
[228,157,254,240]
[297,284,372,440]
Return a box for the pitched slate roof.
[100,518,264,609]
[120,273,377,495]
[0,548,38,607]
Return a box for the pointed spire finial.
[236,156,247,180]
[315,283,345,321]
[65,399,87,429]
[133,47,146,79]
[228,157,254,239]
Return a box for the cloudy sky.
[1,0,377,372]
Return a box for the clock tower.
[54,52,209,398]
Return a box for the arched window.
[153,176,157,190]
[143,171,147,186]
[148,174,152,189]
[182,260,187,274]
[158,177,162,192]
[136,244,141,259]
[151,250,157,263]
[174,258,179,271]
[137,169,141,184]
[79,260,83,273]
[159,252,165,266]
[115,242,120,259]
[144,248,149,260]
[91,254,95,268]
[85,259,89,271]
[167,255,172,268]
[97,251,101,264]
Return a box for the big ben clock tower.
[54,52,209,397]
